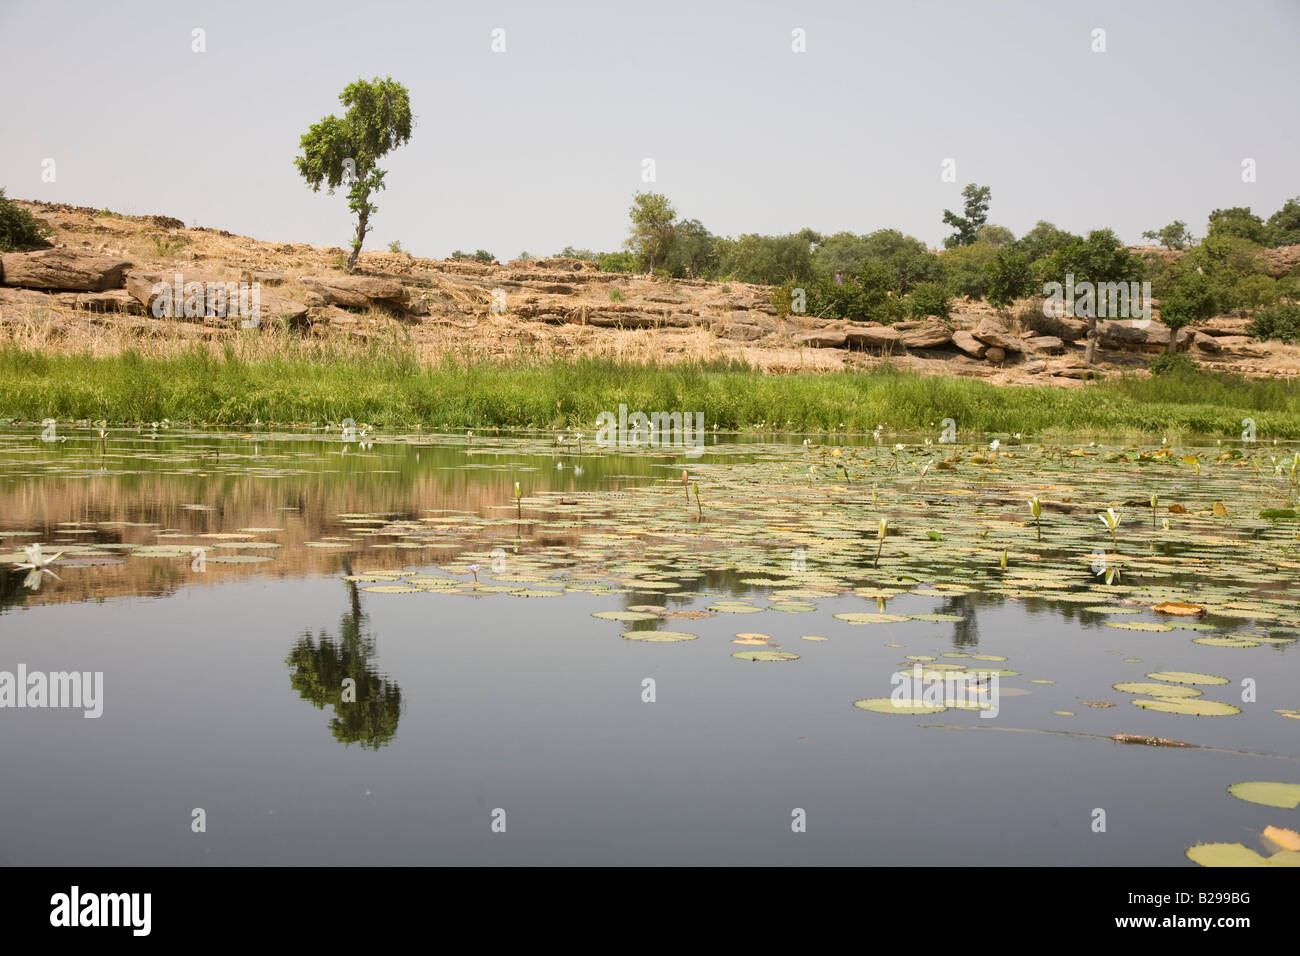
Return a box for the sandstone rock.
[240,269,289,286]
[1096,319,1170,349]
[1,249,131,291]
[971,317,1023,353]
[1022,309,1087,341]
[795,330,847,349]
[56,289,145,315]
[951,330,988,358]
[1192,331,1221,353]
[1054,365,1097,380]
[844,323,901,350]
[299,275,409,312]
[1023,360,1048,374]
[899,320,951,349]
[985,347,1007,364]
[715,323,766,341]
[1024,335,1065,355]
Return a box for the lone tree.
[942,184,991,248]
[625,192,677,274]
[295,77,413,272]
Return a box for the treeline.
[548,188,1300,341]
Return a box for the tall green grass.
[1,344,1297,437]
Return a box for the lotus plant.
[682,470,690,500]
[1029,496,1042,540]
[1098,507,1121,549]
[874,517,888,568]
[1150,492,1159,529]
[693,481,703,520]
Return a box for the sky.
[2,0,1297,258]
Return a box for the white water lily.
[15,543,62,571]
[989,439,1000,451]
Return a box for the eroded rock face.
[299,275,409,312]
[0,249,131,291]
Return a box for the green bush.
[597,251,637,273]
[904,281,952,319]
[1249,303,1300,343]
[0,188,49,251]
[1149,352,1199,376]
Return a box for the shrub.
[598,251,637,273]
[609,288,624,302]
[1149,352,1199,376]
[388,240,404,253]
[473,250,494,263]
[905,281,952,319]
[1249,302,1300,344]
[0,188,49,251]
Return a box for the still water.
[1,426,1297,865]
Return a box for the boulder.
[1024,335,1065,355]
[844,323,901,350]
[985,347,1007,364]
[1096,319,1170,349]
[1192,331,1222,353]
[0,249,131,291]
[1022,308,1087,341]
[1022,360,1049,374]
[951,329,988,358]
[899,320,951,349]
[971,317,1023,353]
[795,330,847,349]
[714,322,766,341]
[299,275,409,312]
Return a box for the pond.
[1,425,1298,866]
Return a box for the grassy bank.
[2,343,1299,438]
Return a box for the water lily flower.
[989,439,1000,451]
[1029,496,1042,539]
[874,517,889,568]
[15,543,62,571]
[467,563,481,581]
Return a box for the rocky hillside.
[2,199,1297,385]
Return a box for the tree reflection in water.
[285,561,403,749]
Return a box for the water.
[1,426,1297,865]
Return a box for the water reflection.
[285,565,403,749]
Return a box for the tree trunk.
[1083,316,1097,365]
[346,192,371,273]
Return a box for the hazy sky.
[2,0,1297,258]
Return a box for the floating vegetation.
[1228,781,1300,809]
[732,649,799,661]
